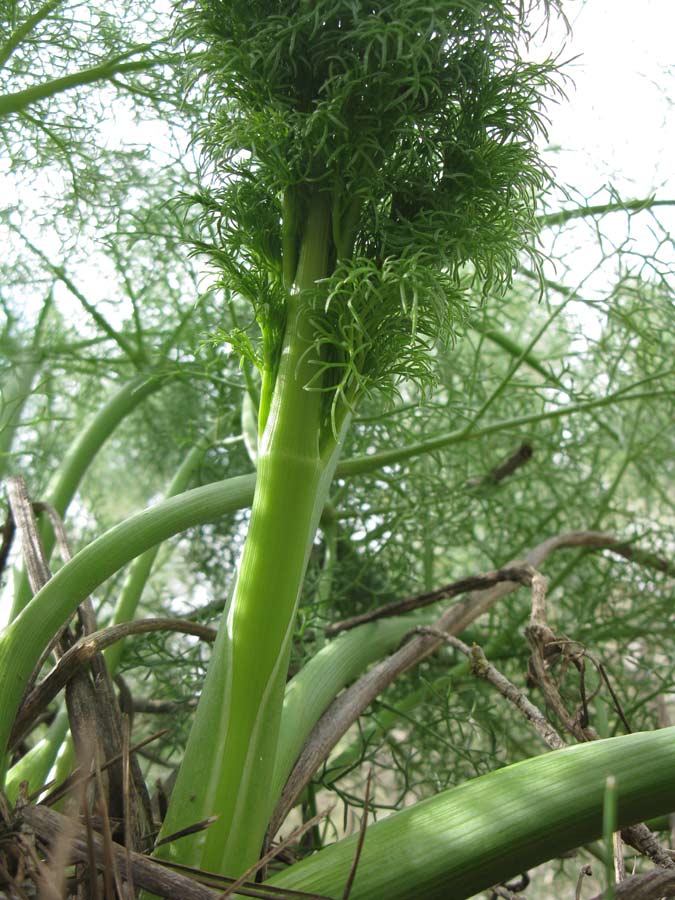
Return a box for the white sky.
[539,0,674,198]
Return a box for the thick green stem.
[156,196,341,875]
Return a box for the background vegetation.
[1,1,674,898]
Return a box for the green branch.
[0,46,174,117]
[537,197,675,227]
[469,319,563,386]
[339,388,672,478]
[0,0,65,69]
[0,473,256,780]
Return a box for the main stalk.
[156,197,344,875]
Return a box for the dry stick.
[325,567,535,637]
[11,618,216,747]
[5,477,52,589]
[36,745,91,900]
[154,815,219,848]
[466,441,534,488]
[590,869,675,900]
[92,752,126,900]
[576,864,593,900]
[0,509,15,577]
[597,663,632,735]
[427,588,671,883]
[412,627,566,752]
[5,479,108,796]
[131,696,200,715]
[613,831,626,884]
[525,583,674,873]
[271,531,624,836]
[490,887,525,900]
[21,805,333,900]
[157,857,331,898]
[38,500,151,837]
[422,628,647,896]
[326,532,674,636]
[122,716,135,900]
[37,729,169,807]
[9,484,153,848]
[21,497,105,695]
[83,803,103,900]
[341,768,373,900]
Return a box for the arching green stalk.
[103,424,227,674]
[0,473,256,782]
[273,609,439,804]
[5,426,228,797]
[10,372,165,619]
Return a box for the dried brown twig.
[576,864,593,900]
[589,868,675,900]
[272,530,675,867]
[466,441,534,489]
[5,476,153,849]
[0,508,15,578]
[341,768,373,900]
[414,625,566,752]
[326,531,673,637]
[325,566,539,636]
[524,573,674,873]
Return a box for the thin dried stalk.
[326,532,673,636]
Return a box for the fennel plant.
[156,0,563,876]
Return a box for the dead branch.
[415,627,566,751]
[524,578,674,872]
[326,531,673,636]
[6,477,152,850]
[0,508,15,578]
[20,804,333,900]
[11,618,216,747]
[590,867,675,900]
[466,441,533,488]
